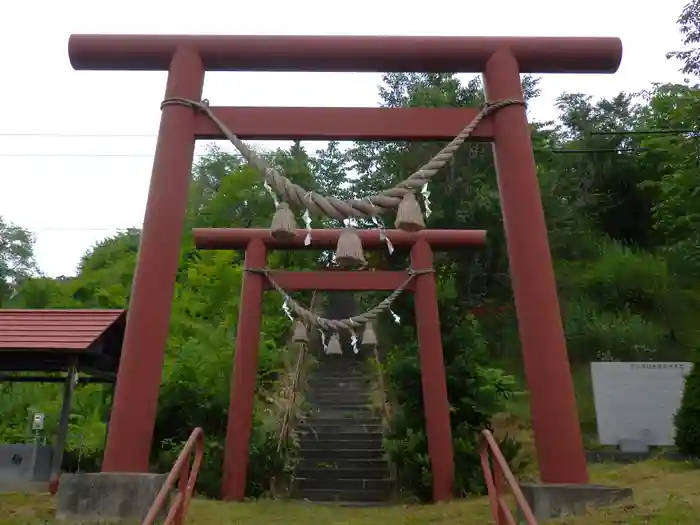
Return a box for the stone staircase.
[292,354,393,504]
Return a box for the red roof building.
[0,309,126,380]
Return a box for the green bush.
[383,316,515,501]
[674,362,700,456]
[153,404,284,499]
[579,243,669,316]
[563,298,665,363]
[152,312,292,499]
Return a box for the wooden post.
[48,365,77,493]
[484,48,588,484]
[411,239,454,501]
[222,238,267,500]
[102,48,205,472]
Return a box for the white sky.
[0,0,689,277]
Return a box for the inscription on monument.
[590,362,692,447]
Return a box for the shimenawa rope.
[164,97,522,330]
[160,97,524,221]
[248,267,432,331]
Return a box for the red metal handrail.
[142,427,205,525]
[480,429,538,525]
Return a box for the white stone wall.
[590,362,692,446]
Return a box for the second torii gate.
[193,227,485,501]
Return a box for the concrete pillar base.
[56,472,169,523]
[519,483,633,521]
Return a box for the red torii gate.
[67,34,622,501]
[195,228,485,501]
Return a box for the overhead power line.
[0,132,157,138]
[0,153,181,158]
[27,227,140,233]
[589,129,699,136]
[0,147,655,160]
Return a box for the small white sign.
[591,362,692,447]
[31,412,45,431]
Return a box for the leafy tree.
[667,0,700,79]
[0,216,39,305]
[638,84,700,281]
[675,362,700,456]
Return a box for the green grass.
[2,460,700,524]
[493,361,600,443]
[486,361,603,481]
[3,363,689,524]
[0,492,54,524]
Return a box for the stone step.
[309,372,369,379]
[298,430,383,439]
[299,436,384,450]
[316,365,368,369]
[299,458,387,470]
[307,395,371,405]
[303,411,377,422]
[308,378,370,387]
[308,386,371,395]
[296,466,390,480]
[315,358,367,366]
[299,448,385,460]
[306,404,375,412]
[314,361,367,369]
[310,378,369,384]
[307,392,371,403]
[294,477,392,491]
[315,363,367,370]
[306,403,373,412]
[304,383,371,396]
[292,488,390,502]
[310,368,369,376]
[304,388,372,405]
[298,422,382,433]
[302,414,376,423]
[312,363,368,370]
[312,364,368,370]
[312,371,367,379]
[306,402,372,410]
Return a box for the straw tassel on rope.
[394,192,425,232]
[292,319,309,343]
[361,321,378,347]
[270,202,298,240]
[335,228,366,268]
[326,333,343,355]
